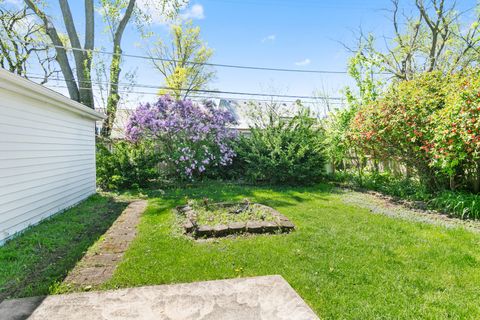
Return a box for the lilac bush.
[126,95,237,180]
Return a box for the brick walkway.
[62,200,147,289]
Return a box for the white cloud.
[5,0,23,7]
[134,2,205,25]
[180,4,205,20]
[295,58,311,66]
[262,34,276,43]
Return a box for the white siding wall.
[0,85,99,244]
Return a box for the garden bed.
[176,199,295,238]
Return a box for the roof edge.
[0,69,106,120]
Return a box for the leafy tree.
[23,0,185,138]
[353,0,480,80]
[148,20,215,100]
[349,71,451,191]
[0,3,55,83]
[323,48,384,174]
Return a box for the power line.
[19,39,351,75]
[46,83,345,105]
[189,94,345,105]
[28,75,345,101]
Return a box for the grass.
[0,194,128,301]
[107,182,480,319]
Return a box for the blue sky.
[5,0,479,110]
[127,0,395,104]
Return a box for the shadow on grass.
[0,194,129,302]
[141,181,339,216]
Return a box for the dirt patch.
[339,188,480,232]
[62,200,147,290]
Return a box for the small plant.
[431,191,480,220]
[96,140,159,190]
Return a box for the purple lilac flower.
[125,95,238,180]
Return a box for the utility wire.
[28,75,345,101]
[46,83,345,105]
[19,39,352,75]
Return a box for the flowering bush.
[126,95,237,180]
[345,68,480,193]
[431,70,480,191]
[349,72,449,190]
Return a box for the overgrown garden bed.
[177,199,295,238]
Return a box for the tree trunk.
[84,0,95,107]
[58,0,94,108]
[25,0,80,102]
[100,0,136,138]
[474,161,480,194]
[449,174,456,191]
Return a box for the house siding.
[0,71,103,244]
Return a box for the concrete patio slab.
[0,276,319,320]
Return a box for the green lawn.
[108,183,480,319]
[0,194,128,301]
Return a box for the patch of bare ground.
[339,188,480,232]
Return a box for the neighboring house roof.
[0,69,105,121]
[216,98,299,131]
[104,98,300,139]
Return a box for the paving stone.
[228,222,246,233]
[262,221,280,233]
[182,220,195,233]
[279,220,295,232]
[196,225,214,238]
[246,221,264,234]
[213,225,229,237]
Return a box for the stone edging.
[177,203,295,238]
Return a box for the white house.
[0,69,105,244]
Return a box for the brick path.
[62,200,147,289]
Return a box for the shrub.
[349,71,450,190]
[125,95,237,181]
[431,69,480,191]
[235,108,326,185]
[345,68,480,193]
[96,140,158,190]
